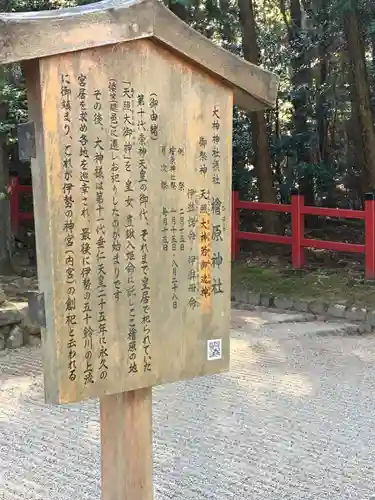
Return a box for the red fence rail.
[232,190,375,280]
[8,176,33,234]
[8,178,375,280]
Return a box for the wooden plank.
[23,59,59,402]
[100,388,153,500]
[32,38,232,404]
[0,0,153,66]
[0,0,279,110]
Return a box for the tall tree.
[0,0,15,274]
[0,94,13,274]
[284,0,315,204]
[166,0,189,21]
[342,0,375,190]
[238,0,279,233]
[314,0,330,168]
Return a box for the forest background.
[1,0,375,305]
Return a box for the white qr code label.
[207,339,222,361]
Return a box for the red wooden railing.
[8,178,375,279]
[8,176,33,234]
[232,190,375,280]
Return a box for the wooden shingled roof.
[0,0,279,111]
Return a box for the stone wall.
[0,275,40,351]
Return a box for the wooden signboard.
[26,39,234,404]
[0,0,279,498]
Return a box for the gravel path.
[1,308,375,500]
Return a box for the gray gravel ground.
[1,308,375,500]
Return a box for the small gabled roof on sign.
[0,0,279,111]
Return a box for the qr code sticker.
[207,339,222,361]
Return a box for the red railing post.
[9,176,20,235]
[231,191,240,260]
[365,192,375,280]
[291,189,305,268]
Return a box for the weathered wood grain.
[33,39,232,404]
[0,0,279,110]
[100,388,153,500]
[24,60,60,403]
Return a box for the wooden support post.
[365,192,375,280]
[291,189,305,269]
[100,388,153,500]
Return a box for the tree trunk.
[219,0,234,47]
[315,3,330,169]
[289,0,314,208]
[370,24,375,119]
[0,0,13,274]
[316,55,329,166]
[238,0,279,234]
[167,0,188,21]
[343,5,375,191]
[0,100,13,274]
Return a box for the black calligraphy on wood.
[123,81,138,375]
[109,79,122,302]
[139,92,151,373]
[93,89,109,381]
[149,92,159,141]
[211,105,224,297]
[200,193,212,302]
[61,73,78,383]
[187,189,199,309]
[78,73,95,385]
[198,135,208,176]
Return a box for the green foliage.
[0,0,374,209]
[0,68,27,144]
